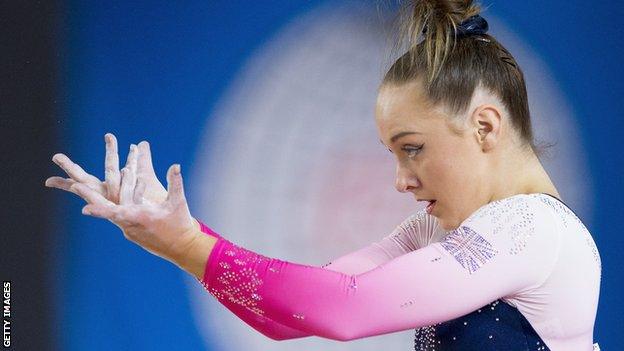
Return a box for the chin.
[439,218,459,232]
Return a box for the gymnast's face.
[375,80,496,231]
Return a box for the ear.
[470,104,502,151]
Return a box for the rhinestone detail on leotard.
[198,242,271,317]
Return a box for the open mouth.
[417,199,437,214]
[425,200,436,214]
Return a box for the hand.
[45,133,168,205]
[70,161,199,265]
[45,134,201,265]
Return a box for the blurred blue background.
[44,0,623,350]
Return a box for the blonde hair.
[383,0,542,154]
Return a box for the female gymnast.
[45,1,601,350]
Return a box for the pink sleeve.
[195,212,436,340]
[196,220,309,340]
[198,196,558,341]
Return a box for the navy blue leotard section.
[413,299,549,351]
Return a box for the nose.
[395,163,419,193]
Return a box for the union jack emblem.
[440,226,498,274]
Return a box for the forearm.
[177,219,312,340]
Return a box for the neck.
[489,147,560,202]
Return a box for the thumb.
[166,164,186,206]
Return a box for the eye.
[401,144,423,158]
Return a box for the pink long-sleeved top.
[196,193,601,350]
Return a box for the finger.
[166,164,186,206]
[119,144,138,204]
[119,166,137,205]
[125,143,138,170]
[82,204,116,220]
[70,182,115,207]
[45,176,76,191]
[104,133,121,202]
[45,177,84,198]
[46,175,106,197]
[134,177,146,204]
[137,141,157,177]
[52,153,101,184]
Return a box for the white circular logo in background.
[186,2,592,350]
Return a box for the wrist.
[173,221,219,279]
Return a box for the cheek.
[425,140,482,204]
[425,145,468,189]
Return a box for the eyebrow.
[379,131,422,146]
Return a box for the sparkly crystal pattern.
[440,226,498,274]
[467,196,538,255]
[507,199,535,255]
[470,196,529,235]
[198,241,272,318]
[413,324,441,350]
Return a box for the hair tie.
[456,14,489,38]
[421,14,489,38]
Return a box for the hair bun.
[394,0,483,82]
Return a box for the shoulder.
[436,194,561,286]
[461,193,557,233]
[435,194,561,276]
[443,194,560,256]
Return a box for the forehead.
[375,81,447,135]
